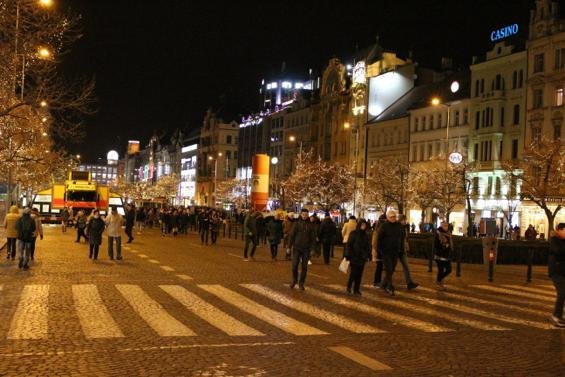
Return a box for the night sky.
[59,0,555,162]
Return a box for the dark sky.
[59,0,553,162]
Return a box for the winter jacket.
[15,213,36,242]
[31,213,44,238]
[125,208,135,227]
[346,229,371,266]
[87,217,105,245]
[244,213,257,236]
[548,235,565,277]
[267,219,283,244]
[283,216,295,236]
[289,218,316,250]
[3,205,20,238]
[377,221,403,257]
[341,219,357,244]
[434,227,453,260]
[319,218,336,242]
[105,213,123,237]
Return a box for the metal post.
[526,248,534,282]
[456,244,462,277]
[213,158,217,208]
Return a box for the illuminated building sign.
[490,24,519,42]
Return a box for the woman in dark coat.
[434,221,453,291]
[86,210,105,260]
[549,223,565,327]
[345,219,371,295]
[267,214,284,261]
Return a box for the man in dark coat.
[86,209,105,260]
[288,208,316,290]
[243,211,258,260]
[319,212,336,264]
[124,204,135,243]
[377,210,403,296]
[345,219,371,295]
[15,208,36,270]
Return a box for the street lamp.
[351,104,365,217]
[271,156,279,201]
[430,80,460,162]
[209,152,222,208]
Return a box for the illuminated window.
[556,88,564,106]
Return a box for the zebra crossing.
[0,282,559,340]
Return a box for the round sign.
[107,150,119,161]
[450,81,460,94]
[271,157,279,165]
[449,152,463,164]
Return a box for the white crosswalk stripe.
[472,285,554,303]
[7,285,49,340]
[198,284,327,336]
[242,284,384,334]
[116,284,196,337]
[501,285,555,298]
[416,286,548,317]
[305,287,452,332]
[441,285,552,309]
[160,285,264,336]
[72,284,124,339]
[323,285,509,331]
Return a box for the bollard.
[428,240,434,273]
[488,248,495,282]
[526,248,534,282]
[223,223,226,238]
[456,244,462,277]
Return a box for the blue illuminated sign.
[490,24,519,42]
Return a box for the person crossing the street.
[15,208,36,270]
[3,205,20,260]
[288,208,317,290]
[243,210,258,261]
[434,220,453,291]
[30,208,44,261]
[105,206,124,260]
[345,219,371,295]
[86,209,105,260]
[377,210,403,296]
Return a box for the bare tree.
[505,137,565,237]
[426,160,466,223]
[408,168,436,229]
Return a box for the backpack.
[17,216,36,241]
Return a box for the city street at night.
[0,226,563,376]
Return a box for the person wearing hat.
[319,212,336,264]
[15,208,36,270]
[288,208,316,290]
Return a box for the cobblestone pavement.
[0,226,563,377]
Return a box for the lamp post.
[271,156,279,206]
[430,81,460,165]
[209,152,222,208]
[351,105,365,217]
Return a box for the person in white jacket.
[341,215,358,258]
[105,207,124,260]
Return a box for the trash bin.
[482,236,498,282]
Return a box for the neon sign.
[490,24,519,42]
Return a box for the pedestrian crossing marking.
[138,254,148,259]
[72,285,124,339]
[416,286,548,317]
[198,284,328,336]
[242,284,384,334]
[502,285,554,297]
[176,274,193,280]
[442,285,551,310]
[160,285,264,336]
[160,266,175,272]
[306,287,452,332]
[409,287,553,330]
[329,346,392,371]
[115,284,195,337]
[148,259,160,264]
[325,285,509,331]
[7,285,49,340]
[473,285,554,303]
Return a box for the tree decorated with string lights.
[216,178,248,209]
[504,136,565,237]
[0,0,95,202]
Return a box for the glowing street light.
[288,135,296,142]
[37,47,51,59]
[343,122,350,130]
[40,100,48,107]
[38,0,54,7]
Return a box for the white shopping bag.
[338,258,350,274]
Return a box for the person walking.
[288,208,316,290]
[86,209,105,260]
[377,210,403,296]
[267,213,284,261]
[30,208,44,260]
[3,205,20,260]
[282,212,295,261]
[210,212,220,245]
[124,204,135,243]
[398,214,419,290]
[200,210,210,244]
[372,214,387,288]
[62,207,70,233]
[549,223,565,327]
[75,210,88,243]
[345,219,371,295]
[105,207,124,260]
[243,211,258,261]
[319,212,336,264]
[434,220,453,291]
[15,208,36,270]
[341,215,357,258]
